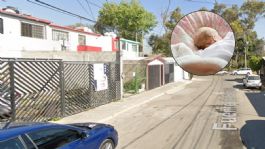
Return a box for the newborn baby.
[193,27,222,50]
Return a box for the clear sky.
[0,0,264,39]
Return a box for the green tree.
[222,5,240,23]
[148,2,265,61]
[240,1,265,29]
[95,0,156,41]
[249,55,262,74]
[211,3,226,15]
[210,1,265,69]
[67,23,95,31]
[149,7,183,56]
[148,34,171,56]
[199,7,209,11]
[164,7,183,32]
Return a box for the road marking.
[221,117,237,123]
[222,113,237,117]
[212,123,237,130]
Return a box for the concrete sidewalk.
[56,80,192,124]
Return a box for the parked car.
[232,68,252,75]
[216,70,228,75]
[0,92,21,119]
[0,81,21,119]
[243,75,262,89]
[0,122,118,149]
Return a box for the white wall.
[0,13,114,54]
[163,57,190,81]
[121,41,139,59]
[0,34,61,57]
[49,28,114,52]
[97,36,113,51]
[2,15,20,36]
[174,65,184,81]
[183,71,190,80]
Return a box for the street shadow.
[240,120,265,149]
[232,84,261,91]
[233,84,244,90]
[225,77,244,83]
[245,92,265,117]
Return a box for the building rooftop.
[0,7,101,37]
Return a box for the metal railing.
[0,58,121,122]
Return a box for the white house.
[0,7,119,57]
[119,38,140,60]
[163,57,191,81]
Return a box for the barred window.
[0,18,3,34]
[21,22,44,39]
[52,29,69,41]
[78,34,86,45]
[121,41,126,50]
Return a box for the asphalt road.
[105,75,265,149]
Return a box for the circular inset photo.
[171,11,235,75]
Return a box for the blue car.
[0,122,118,149]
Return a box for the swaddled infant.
[193,27,222,50]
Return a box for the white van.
[232,68,252,75]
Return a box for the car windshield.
[248,76,260,80]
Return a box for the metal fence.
[0,58,121,122]
[164,63,174,84]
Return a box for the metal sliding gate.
[165,63,174,84]
[147,65,161,90]
[0,58,120,122]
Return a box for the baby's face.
[193,27,221,50]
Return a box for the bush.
[249,55,262,74]
[124,75,145,93]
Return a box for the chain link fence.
[0,58,121,122]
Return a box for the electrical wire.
[27,0,154,42]
[76,0,93,19]
[85,0,96,20]
[184,0,215,4]
[84,0,102,8]
[184,0,234,6]
[31,0,97,23]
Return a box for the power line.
[85,0,102,8]
[185,0,215,4]
[27,0,150,39]
[161,0,171,33]
[85,0,96,20]
[27,0,76,17]
[30,0,97,23]
[184,0,234,6]
[76,0,94,19]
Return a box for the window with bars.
[0,18,3,34]
[78,34,86,45]
[121,41,126,50]
[52,29,69,41]
[21,22,44,39]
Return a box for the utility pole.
[244,32,249,68]
[244,45,248,68]
[117,37,123,99]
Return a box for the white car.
[233,68,252,75]
[216,70,228,75]
[243,75,262,89]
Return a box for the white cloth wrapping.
[171,32,235,69]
